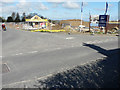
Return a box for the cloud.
[0,0,16,3]
[94,3,114,12]
[62,2,88,9]
[108,4,113,7]
[46,0,80,8]
[45,0,82,3]
[83,2,88,6]
[19,0,27,5]
[94,8,105,11]
[33,3,48,11]
[0,0,27,8]
[46,0,70,3]
[46,0,65,8]
[46,0,88,9]
[0,0,16,7]
[1,2,48,18]
[62,2,80,9]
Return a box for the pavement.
[1,27,119,88]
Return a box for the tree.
[22,12,26,22]
[0,17,6,22]
[0,17,2,22]
[27,14,32,19]
[40,16,44,19]
[7,16,13,22]
[11,12,16,21]
[48,19,51,22]
[15,12,21,22]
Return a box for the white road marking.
[66,37,74,40]
[55,48,61,50]
[11,51,38,56]
[44,48,61,52]
[15,53,23,55]
[28,51,38,53]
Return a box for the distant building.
[25,15,48,29]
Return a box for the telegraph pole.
[80,11,83,30]
[50,20,52,32]
[104,2,109,34]
[89,11,91,32]
[80,2,83,32]
[105,15,109,34]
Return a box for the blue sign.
[98,15,109,27]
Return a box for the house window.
[34,17,38,19]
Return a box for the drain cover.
[2,63,10,74]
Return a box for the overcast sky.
[0,0,119,21]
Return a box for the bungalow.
[25,15,48,29]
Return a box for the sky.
[0,0,119,21]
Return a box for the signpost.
[98,15,109,34]
[91,15,99,24]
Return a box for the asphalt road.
[1,27,118,87]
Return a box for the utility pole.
[105,15,109,34]
[80,12,83,27]
[105,26,108,34]
[50,20,52,32]
[104,2,109,34]
[80,2,83,32]
[89,11,91,32]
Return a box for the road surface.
[1,27,118,88]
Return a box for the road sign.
[91,15,99,24]
[98,15,109,27]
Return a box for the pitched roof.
[26,13,41,19]
[25,15,48,22]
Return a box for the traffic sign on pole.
[98,15,109,27]
[98,15,109,34]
